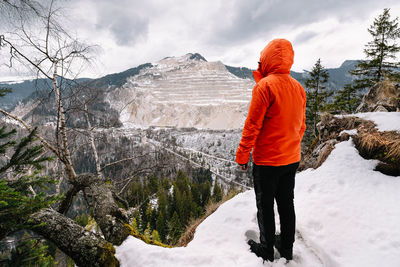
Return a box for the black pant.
[252,162,299,249]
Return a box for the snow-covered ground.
[350,112,400,132]
[116,112,400,266]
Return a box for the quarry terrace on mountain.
[107,53,254,129]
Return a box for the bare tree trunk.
[83,103,102,179]
[29,208,119,267]
[58,173,131,245]
[52,64,77,181]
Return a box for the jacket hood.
[253,39,294,82]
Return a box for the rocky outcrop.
[356,80,400,112]
[300,113,400,176]
[300,114,375,171]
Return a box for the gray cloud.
[70,0,399,48]
[98,13,149,46]
[294,31,318,45]
[79,0,150,46]
[211,0,400,45]
[62,0,400,76]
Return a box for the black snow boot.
[247,239,274,262]
[274,235,293,261]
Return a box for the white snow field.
[116,112,400,266]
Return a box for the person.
[235,38,306,262]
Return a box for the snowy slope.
[116,112,400,266]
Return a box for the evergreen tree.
[0,127,58,239]
[156,211,167,242]
[171,185,182,217]
[305,58,331,138]
[147,174,159,194]
[157,186,168,215]
[212,181,223,202]
[150,207,158,231]
[144,222,152,240]
[169,211,182,244]
[331,84,361,114]
[151,229,161,242]
[75,213,89,227]
[351,8,400,90]
[175,170,190,193]
[139,200,150,233]
[201,180,211,207]
[131,217,139,233]
[191,181,201,207]
[3,233,56,267]
[180,191,192,226]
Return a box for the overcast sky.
[2,0,400,79]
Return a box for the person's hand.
[239,163,248,171]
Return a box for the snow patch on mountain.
[107,54,254,129]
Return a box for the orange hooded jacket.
[235,39,306,166]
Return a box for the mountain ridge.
[1,53,360,112]
[1,53,364,129]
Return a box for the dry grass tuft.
[353,128,400,176]
[176,190,239,247]
[318,113,376,143]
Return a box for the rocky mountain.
[2,53,362,130]
[225,59,359,93]
[107,53,254,129]
[0,77,91,111]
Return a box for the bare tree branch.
[83,103,102,179]
[100,152,157,172]
[0,34,52,79]
[0,108,61,159]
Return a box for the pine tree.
[351,8,400,90]
[156,211,167,242]
[144,222,152,240]
[75,213,89,227]
[139,201,150,233]
[212,181,223,202]
[151,229,161,242]
[131,217,139,233]
[331,84,361,114]
[201,180,211,207]
[176,170,190,193]
[148,174,159,194]
[169,211,182,244]
[191,181,201,207]
[305,58,331,139]
[0,127,59,239]
[157,186,168,215]
[5,233,56,267]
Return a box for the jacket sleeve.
[299,88,306,140]
[235,83,270,164]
